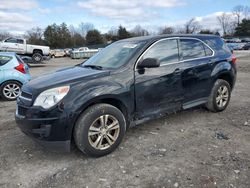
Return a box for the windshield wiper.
[83,65,103,70]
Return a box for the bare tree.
[0,32,11,40]
[228,21,238,36]
[78,22,94,37]
[68,25,76,46]
[26,27,43,38]
[108,27,118,36]
[107,27,119,41]
[243,6,250,19]
[159,26,174,34]
[68,25,76,36]
[25,27,45,45]
[184,18,201,34]
[132,25,149,36]
[217,13,232,36]
[174,26,186,34]
[233,5,244,25]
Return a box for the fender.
[211,61,234,83]
[64,80,134,136]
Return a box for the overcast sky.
[0,0,249,34]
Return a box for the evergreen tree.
[118,26,131,39]
[234,19,250,36]
[86,29,104,45]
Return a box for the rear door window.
[0,55,12,66]
[204,45,213,56]
[180,39,207,60]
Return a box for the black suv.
[15,35,237,157]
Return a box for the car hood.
[23,66,110,93]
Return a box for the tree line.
[0,4,249,49]
[24,24,137,48]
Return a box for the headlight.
[33,86,70,109]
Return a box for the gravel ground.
[0,52,250,188]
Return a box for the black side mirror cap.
[137,58,160,69]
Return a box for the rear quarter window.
[0,55,12,66]
[203,37,231,55]
[180,39,206,60]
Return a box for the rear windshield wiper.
[83,65,103,70]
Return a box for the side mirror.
[137,58,160,69]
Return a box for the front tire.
[206,79,231,112]
[74,104,126,157]
[0,81,22,101]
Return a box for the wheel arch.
[211,61,236,89]
[70,96,130,142]
[217,73,234,89]
[77,97,129,126]
[33,49,43,55]
[0,79,23,87]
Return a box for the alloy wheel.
[216,85,229,108]
[34,55,41,62]
[88,115,120,150]
[3,83,21,100]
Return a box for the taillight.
[15,63,26,74]
[232,54,237,64]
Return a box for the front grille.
[18,106,28,116]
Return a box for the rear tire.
[206,79,231,112]
[0,81,22,101]
[74,103,126,157]
[32,53,43,63]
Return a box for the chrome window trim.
[134,37,179,70]
[178,37,215,62]
[134,37,215,71]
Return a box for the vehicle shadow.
[0,98,15,102]
[28,64,47,68]
[32,106,207,157]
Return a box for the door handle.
[173,68,182,74]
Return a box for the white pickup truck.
[0,37,50,63]
[71,47,99,59]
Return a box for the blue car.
[0,52,31,100]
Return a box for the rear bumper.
[231,66,237,90]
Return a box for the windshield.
[82,41,145,69]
